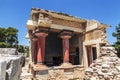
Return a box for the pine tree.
[0,27,18,48]
[112,23,120,57]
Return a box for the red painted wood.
[61,35,71,62]
[34,40,37,64]
[32,38,38,64]
[35,32,48,64]
[86,46,91,66]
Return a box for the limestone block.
[0,60,6,80]
[0,48,17,55]
[6,56,24,80]
[116,66,120,72]
[73,68,84,79]
[0,54,25,80]
[47,69,66,80]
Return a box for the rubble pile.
[85,46,120,80]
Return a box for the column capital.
[60,35,71,39]
[34,27,49,37]
[32,35,38,41]
[59,30,73,38]
[35,32,48,37]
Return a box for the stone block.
[0,48,17,55]
[0,55,25,80]
[0,60,6,80]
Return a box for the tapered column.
[35,32,48,64]
[59,30,73,68]
[61,35,71,62]
[32,36,38,64]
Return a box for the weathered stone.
[0,60,7,80]
[85,46,120,80]
[0,48,17,55]
[6,56,22,80]
[0,54,25,80]
[47,69,67,80]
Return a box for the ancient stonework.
[0,48,17,55]
[84,46,120,80]
[0,48,25,80]
[0,60,6,80]
[47,66,84,80]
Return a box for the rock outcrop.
[0,60,6,80]
[85,46,120,80]
[0,48,25,80]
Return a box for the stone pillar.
[78,34,84,65]
[32,36,38,64]
[83,43,89,68]
[59,30,73,68]
[35,32,48,65]
[28,30,33,63]
[96,43,100,58]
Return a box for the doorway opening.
[44,32,80,66]
[69,34,80,65]
[45,32,63,66]
[92,47,97,60]
[86,45,97,66]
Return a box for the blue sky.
[0,0,120,45]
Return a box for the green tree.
[18,45,25,53]
[0,27,6,42]
[112,23,120,57]
[0,27,18,48]
[18,45,29,57]
[5,27,18,47]
[24,46,29,57]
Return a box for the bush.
[0,42,9,48]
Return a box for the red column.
[61,35,71,63]
[32,37,38,64]
[35,32,48,64]
[86,46,91,66]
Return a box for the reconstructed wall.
[51,17,85,29]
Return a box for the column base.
[60,62,73,68]
[34,64,48,71]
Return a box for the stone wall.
[0,48,17,55]
[0,48,25,80]
[47,65,85,80]
[51,17,84,29]
[84,46,120,80]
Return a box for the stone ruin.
[84,46,120,80]
[47,66,85,80]
[0,48,25,80]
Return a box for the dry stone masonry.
[0,48,25,80]
[85,46,120,80]
[47,66,84,80]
